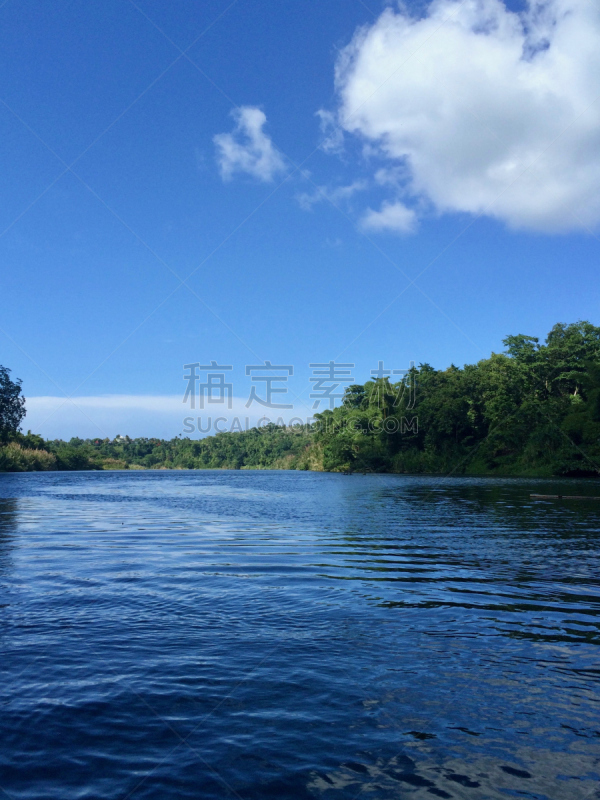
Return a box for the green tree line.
[1,321,599,476]
[313,321,600,476]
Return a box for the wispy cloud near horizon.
[24,395,314,441]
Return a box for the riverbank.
[2,321,599,477]
[1,436,597,478]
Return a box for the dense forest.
[1,321,599,477]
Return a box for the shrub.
[0,443,57,472]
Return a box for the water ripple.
[0,471,599,799]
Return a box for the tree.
[503,333,540,364]
[0,366,25,442]
[543,321,600,397]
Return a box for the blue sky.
[1,0,599,439]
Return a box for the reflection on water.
[0,470,598,799]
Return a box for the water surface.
[1,470,599,799]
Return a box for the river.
[0,470,599,799]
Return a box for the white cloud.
[331,0,600,233]
[316,109,345,154]
[297,179,368,211]
[360,200,417,233]
[214,106,286,182]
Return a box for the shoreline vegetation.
[1,321,600,477]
